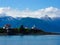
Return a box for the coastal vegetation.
[0,24,60,35]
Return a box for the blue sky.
[0,0,60,10]
[0,0,60,18]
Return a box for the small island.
[0,24,60,35]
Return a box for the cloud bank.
[0,7,60,18]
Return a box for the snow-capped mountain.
[0,15,60,32]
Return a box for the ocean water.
[0,35,60,45]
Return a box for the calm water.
[0,35,60,45]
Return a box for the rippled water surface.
[0,35,60,45]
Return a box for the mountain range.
[0,15,60,32]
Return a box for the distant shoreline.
[0,25,60,35]
[0,32,60,36]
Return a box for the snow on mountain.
[0,7,60,32]
[0,14,60,32]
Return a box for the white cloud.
[0,7,60,18]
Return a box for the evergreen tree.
[19,25,25,33]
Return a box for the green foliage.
[0,25,58,35]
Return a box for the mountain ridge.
[0,15,60,32]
